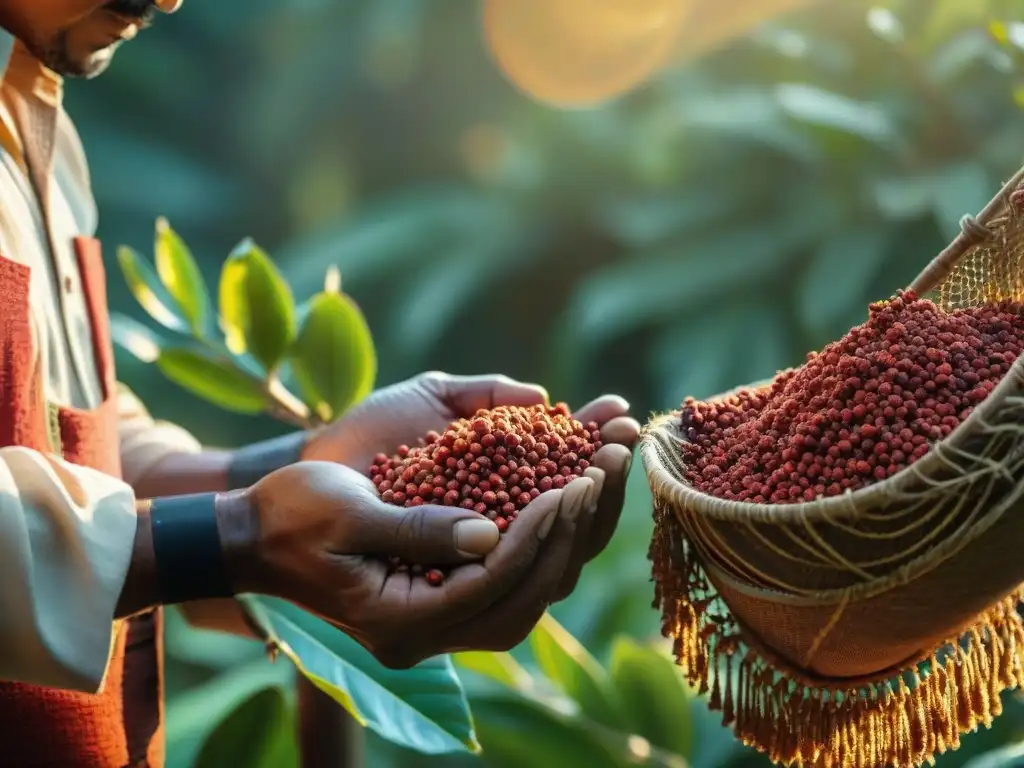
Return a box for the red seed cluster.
[680,291,1024,504]
[371,403,602,583]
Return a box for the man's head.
[0,0,182,79]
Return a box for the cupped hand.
[302,372,640,599]
[242,460,601,667]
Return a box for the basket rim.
[640,164,1024,523]
[639,351,1024,525]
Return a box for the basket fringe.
[649,502,1024,768]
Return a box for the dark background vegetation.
[69,0,1024,765]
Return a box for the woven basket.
[640,166,1024,768]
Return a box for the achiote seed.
[371,403,603,584]
[680,291,1024,503]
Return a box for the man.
[0,1,640,766]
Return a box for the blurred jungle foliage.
[69,0,1024,765]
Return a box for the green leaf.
[453,652,533,691]
[962,740,1024,768]
[931,161,993,243]
[279,185,507,297]
[116,246,188,332]
[290,286,376,421]
[528,613,623,731]
[164,658,293,768]
[195,688,298,768]
[922,0,990,50]
[163,605,266,669]
[154,217,211,336]
[592,184,743,248]
[871,174,940,220]
[218,239,297,371]
[648,305,755,409]
[874,163,994,242]
[239,595,479,756]
[674,88,820,163]
[563,566,661,658]
[774,83,895,146]
[470,693,630,768]
[608,637,693,760]
[109,312,162,364]
[384,228,540,366]
[470,693,686,768]
[553,190,843,396]
[156,346,268,414]
[798,226,893,335]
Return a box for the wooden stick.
[908,165,1024,295]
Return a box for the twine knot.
[959,214,992,242]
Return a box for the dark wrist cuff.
[150,493,234,605]
[227,431,308,489]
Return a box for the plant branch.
[265,375,321,428]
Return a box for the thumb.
[348,502,502,566]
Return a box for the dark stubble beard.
[41,0,158,78]
[104,0,159,23]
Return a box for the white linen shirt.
[0,30,202,694]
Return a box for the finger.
[573,395,630,427]
[428,372,549,416]
[434,477,592,652]
[599,415,641,448]
[374,485,576,628]
[552,466,605,602]
[585,443,633,560]
[343,501,501,565]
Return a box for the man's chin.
[61,47,117,79]
[76,48,117,79]
[42,40,118,79]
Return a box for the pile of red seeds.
[370,403,602,584]
[680,291,1024,504]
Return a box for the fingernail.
[454,519,500,557]
[583,467,605,512]
[538,502,560,539]
[564,478,592,523]
[622,452,633,476]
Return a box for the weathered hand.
[301,371,551,471]
[301,371,641,598]
[241,460,599,667]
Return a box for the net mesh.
[640,171,1024,767]
[929,209,1024,311]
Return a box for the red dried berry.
[679,291,1024,503]
[371,403,600,580]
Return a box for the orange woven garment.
[641,166,1024,768]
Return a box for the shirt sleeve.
[0,446,137,693]
[117,383,203,489]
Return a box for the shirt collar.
[0,27,64,173]
[0,26,62,104]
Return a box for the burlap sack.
[640,167,1024,767]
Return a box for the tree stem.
[257,381,348,765]
[297,677,364,768]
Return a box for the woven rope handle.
[908,164,1024,296]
